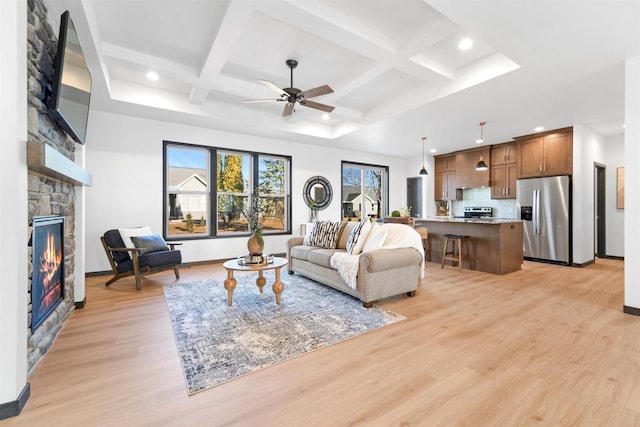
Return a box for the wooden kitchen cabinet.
[491,142,517,166]
[434,154,457,201]
[435,170,457,201]
[491,142,517,199]
[455,147,490,188]
[516,128,573,178]
[435,154,456,173]
[491,163,518,199]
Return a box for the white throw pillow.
[346,220,372,255]
[118,226,153,248]
[362,224,388,252]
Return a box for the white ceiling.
[46,0,639,159]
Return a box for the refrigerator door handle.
[533,190,540,234]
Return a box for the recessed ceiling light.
[534,126,545,132]
[622,124,626,129]
[321,113,330,121]
[429,148,437,153]
[146,71,159,81]
[458,38,473,50]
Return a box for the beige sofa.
[286,221,424,307]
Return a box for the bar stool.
[441,234,470,272]
[414,226,431,261]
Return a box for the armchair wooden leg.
[105,275,119,287]
[132,252,142,291]
[174,265,180,279]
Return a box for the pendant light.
[475,121,488,171]
[419,136,428,175]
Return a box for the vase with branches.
[242,194,264,255]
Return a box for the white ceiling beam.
[188,1,256,104]
[258,0,396,61]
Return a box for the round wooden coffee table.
[222,257,288,306]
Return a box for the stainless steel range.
[463,207,493,218]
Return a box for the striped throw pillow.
[346,219,372,255]
[304,220,344,249]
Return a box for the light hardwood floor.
[3,258,640,426]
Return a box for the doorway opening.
[594,163,606,258]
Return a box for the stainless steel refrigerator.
[516,176,571,265]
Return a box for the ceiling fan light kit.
[475,121,488,171]
[243,59,336,117]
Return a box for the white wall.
[572,125,606,264]
[625,56,640,309]
[0,0,28,410]
[604,134,625,257]
[85,111,408,272]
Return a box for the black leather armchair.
[100,229,182,290]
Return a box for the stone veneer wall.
[26,0,77,371]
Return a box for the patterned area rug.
[163,272,405,394]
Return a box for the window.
[341,161,388,221]
[164,141,291,239]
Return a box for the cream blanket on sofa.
[330,224,425,290]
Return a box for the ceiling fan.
[243,59,335,117]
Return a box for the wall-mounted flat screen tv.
[48,10,92,145]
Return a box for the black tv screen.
[48,11,92,145]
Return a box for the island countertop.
[415,218,523,274]
[419,216,522,224]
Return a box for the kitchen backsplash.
[450,188,518,219]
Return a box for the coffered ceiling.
[46,0,639,158]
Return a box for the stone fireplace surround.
[26,0,90,372]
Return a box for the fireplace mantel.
[27,141,92,186]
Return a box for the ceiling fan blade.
[258,80,288,97]
[282,102,294,117]
[299,99,335,113]
[242,99,280,103]
[299,85,333,99]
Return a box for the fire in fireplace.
[31,216,64,330]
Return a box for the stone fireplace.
[26,0,91,371]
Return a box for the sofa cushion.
[131,234,169,254]
[308,248,344,268]
[346,219,372,255]
[337,221,358,249]
[290,245,317,261]
[304,220,344,249]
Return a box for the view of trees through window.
[164,142,290,238]
[341,162,388,221]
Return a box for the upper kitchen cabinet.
[435,154,456,173]
[516,127,573,178]
[456,147,490,189]
[491,142,517,199]
[434,154,457,201]
[491,141,517,166]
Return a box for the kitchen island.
[415,217,523,274]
